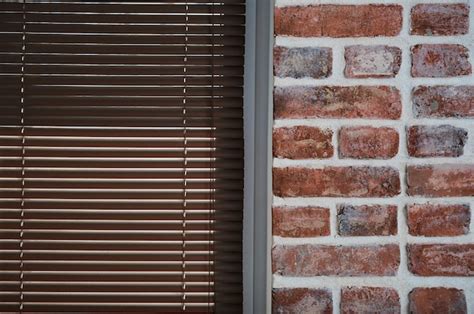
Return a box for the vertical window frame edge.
[243,0,273,313]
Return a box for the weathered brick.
[409,288,467,314]
[273,167,400,198]
[272,288,332,314]
[339,127,399,159]
[408,244,474,276]
[407,204,470,237]
[274,86,401,119]
[407,164,474,197]
[411,44,471,77]
[274,5,402,37]
[412,86,474,118]
[341,287,400,314]
[411,4,469,36]
[337,204,397,236]
[271,0,473,297]
[272,244,400,276]
[274,46,332,79]
[407,125,467,157]
[273,206,330,237]
[345,45,401,78]
[273,126,333,159]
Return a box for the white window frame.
[243,0,273,313]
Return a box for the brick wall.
[271,1,473,313]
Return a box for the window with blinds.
[0,1,245,312]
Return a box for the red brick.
[411,44,471,77]
[412,86,474,118]
[345,45,401,78]
[273,126,333,159]
[337,204,397,236]
[407,125,467,157]
[339,127,399,159]
[409,288,467,314]
[274,5,402,37]
[272,244,400,276]
[273,167,400,198]
[408,244,474,276]
[407,164,474,197]
[274,46,332,78]
[272,288,332,314]
[273,206,330,237]
[407,204,470,237]
[274,86,401,119]
[411,4,469,36]
[341,287,400,314]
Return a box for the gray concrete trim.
[243,0,273,313]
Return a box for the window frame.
[243,0,273,313]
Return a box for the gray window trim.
[243,0,273,313]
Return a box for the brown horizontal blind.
[0,1,245,312]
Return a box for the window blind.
[0,1,245,312]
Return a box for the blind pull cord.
[208,2,216,312]
[182,0,189,312]
[19,0,27,312]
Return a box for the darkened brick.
[274,46,332,78]
[337,204,397,236]
[407,125,467,157]
[412,86,474,118]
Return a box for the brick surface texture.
[273,166,400,197]
[408,244,474,276]
[413,85,474,118]
[409,288,467,314]
[339,126,399,159]
[275,5,402,37]
[273,244,400,276]
[272,0,474,312]
[407,125,467,157]
[411,44,471,77]
[407,204,470,237]
[341,287,400,314]
[345,45,401,78]
[337,204,397,236]
[274,46,332,79]
[273,126,333,159]
[407,164,474,197]
[274,85,402,119]
[411,4,469,36]
[272,288,332,314]
[273,206,330,237]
